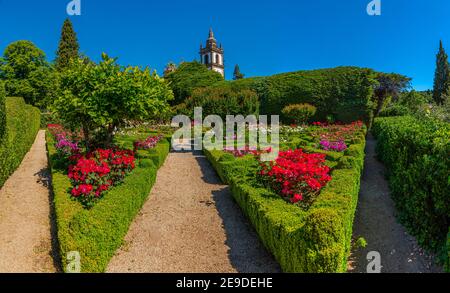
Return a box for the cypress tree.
[55,18,79,71]
[233,64,244,80]
[432,40,450,105]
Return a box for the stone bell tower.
[200,28,224,77]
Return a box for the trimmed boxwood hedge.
[0,97,40,188]
[373,116,450,267]
[46,132,170,272]
[0,81,6,141]
[204,131,366,272]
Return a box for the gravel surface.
[348,133,442,273]
[0,130,59,272]
[107,150,280,273]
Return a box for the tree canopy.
[53,54,174,147]
[0,40,57,107]
[165,61,223,105]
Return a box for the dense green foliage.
[0,41,57,107]
[282,103,317,124]
[373,116,450,265]
[182,87,259,118]
[46,131,170,272]
[55,19,80,71]
[373,72,411,116]
[205,67,378,124]
[0,81,5,141]
[165,61,223,104]
[0,97,40,188]
[53,54,173,147]
[204,126,367,272]
[433,41,450,105]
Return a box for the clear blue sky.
[0,0,448,90]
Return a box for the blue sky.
[0,0,448,90]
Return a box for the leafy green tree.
[233,64,244,80]
[53,54,174,148]
[374,73,411,116]
[55,18,80,71]
[432,40,450,105]
[165,61,223,105]
[0,40,56,107]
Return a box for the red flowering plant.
[68,148,136,208]
[134,134,164,150]
[224,145,272,158]
[311,121,363,146]
[258,149,332,207]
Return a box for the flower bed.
[204,122,367,272]
[46,130,170,272]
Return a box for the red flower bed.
[312,121,363,142]
[259,149,332,206]
[134,134,164,150]
[68,148,136,208]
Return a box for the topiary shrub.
[282,103,317,124]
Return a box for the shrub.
[378,104,410,117]
[373,116,450,265]
[46,132,170,272]
[259,149,332,206]
[281,103,317,124]
[0,97,40,188]
[204,124,367,272]
[184,87,259,118]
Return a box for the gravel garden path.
[348,133,442,273]
[107,150,280,273]
[0,130,59,272]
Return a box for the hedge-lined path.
[0,130,59,272]
[107,150,280,273]
[348,133,442,273]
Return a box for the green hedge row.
[204,133,366,272]
[210,67,377,124]
[0,97,40,188]
[372,116,450,265]
[0,81,6,141]
[46,133,170,272]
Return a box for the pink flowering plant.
[319,140,347,152]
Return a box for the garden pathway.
[348,133,442,273]
[0,130,59,272]
[107,149,280,273]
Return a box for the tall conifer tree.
[432,40,450,105]
[233,64,244,80]
[55,18,79,71]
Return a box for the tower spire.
[209,27,215,39]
